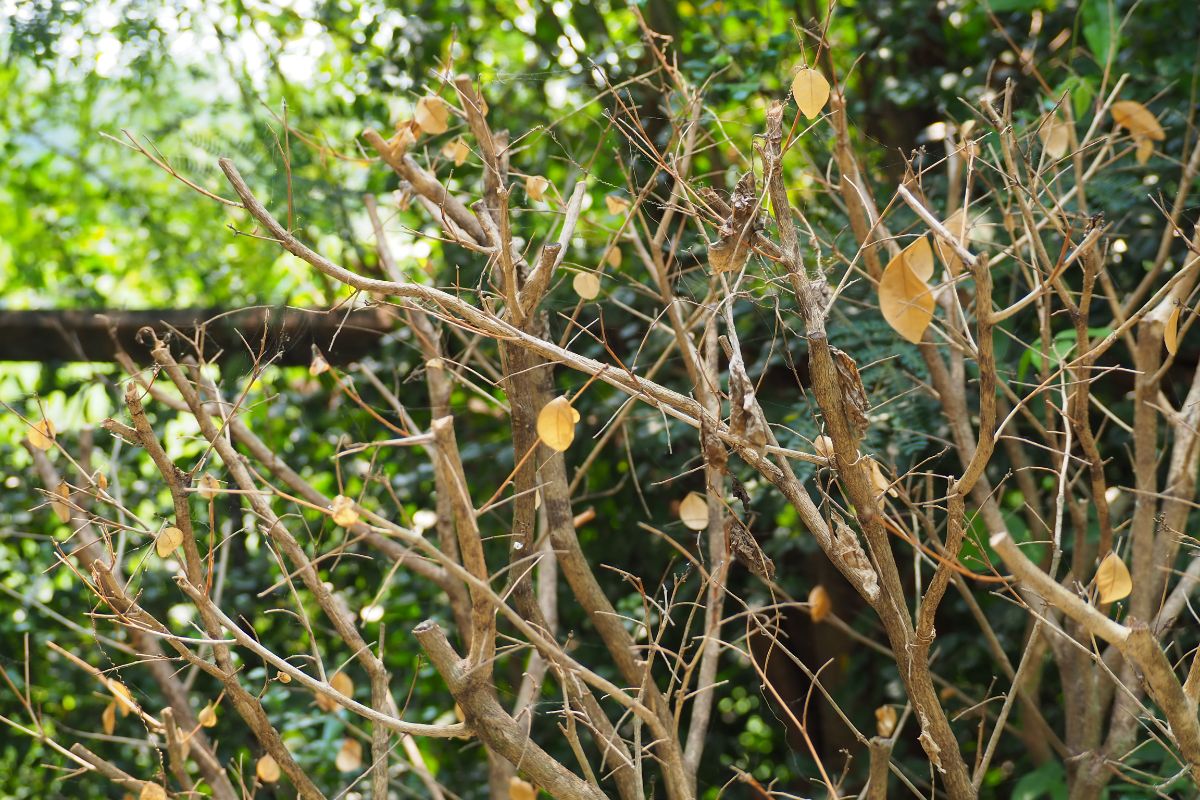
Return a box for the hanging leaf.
[679,492,709,531]
[277,670,292,684]
[28,418,55,451]
[605,194,630,215]
[198,474,220,500]
[330,495,359,527]
[933,208,973,277]
[1165,304,1182,355]
[199,702,217,728]
[414,96,450,135]
[791,67,830,120]
[51,482,71,523]
[101,701,116,735]
[572,272,600,300]
[605,246,622,268]
[525,175,551,201]
[1111,100,1165,141]
[1039,115,1071,159]
[879,236,935,343]
[108,679,136,717]
[866,457,897,499]
[813,435,835,460]
[509,777,537,800]
[94,471,108,491]
[256,754,281,783]
[388,125,418,158]
[808,585,832,622]
[309,351,330,376]
[336,737,363,772]
[1095,552,1132,602]
[155,526,184,558]
[875,704,898,737]
[441,137,470,166]
[1135,136,1155,165]
[536,397,576,452]
[139,784,167,800]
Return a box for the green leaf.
[1012,761,1068,799]
[1081,0,1118,64]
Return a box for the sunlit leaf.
[155,526,184,558]
[679,491,709,531]
[525,175,550,201]
[108,679,136,717]
[101,701,116,735]
[1095,552,1132,603]
[791,67,830,120]
[199,702,217,728]
[1135,136,1155,164]
[605,194,630,215]
[441,137,469,166]
[605,246,622,268]
[28,418,55,451]
[537,397,576,452]
[52,482,71,523]
[813,435,835,461]
[139,783,166,800]
[415,96,450,135]
[198,474,220,500]
[879,237,935,343]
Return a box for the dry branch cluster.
[11,23,1200,800]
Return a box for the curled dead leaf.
[139,784,166,800]
[441,137,470,166]
[813,435,835,460]
[1111,100,1164,141]
[808,585,832,622]
[108,679,136,717]
[879,236,935,343]
[256,753,281,783]
[336,736,363,772]
[414,96,450,135]
[536,397,576,452]
[330,495,359,528]
[52,482,71,523]
[605,194,630,215]
[875,704,898,737]
[1135,136,1155,165]
[525,175,551,201]
[101,701,116,735]
[1165,304,1182,355]
[199,702,217,728]
[1039,115,1071,159]
[198,474,220,500]
[509,776,537,800]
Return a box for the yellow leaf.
[790,67,830,120]
[509,776,537,800]
[605,246,622,268]
[108,679,136,717]
[1111,100,1164,141]
[277,670,292,684]
[199,702,217,728]
[525,175,551,201]
[1038,115,1071,159]
[572,272,600,300]
[933,209,972,278]
[52,482,71,523]
[441,137,470,166]
[388,125,417,158]
[155,526,184,558]
[414,96,450,135]
[879,237,935,343]
[336,737,363,772]
[331,671,353,696]
[536,397,576,452]
[1095,552,1132,603]
[94,471,108,491]
[1135,136,1155,165]
[309,352,330,376]
[256,753,281,783]
[1165,304,1182,355]
[679,491,709,531]
[139,783,166,800]
[101,701,116,735]
[866,457,897,499]
[198,474,220,500]
[875,705,898,737]
[808,585,832,622]
[28,418,55,451]
[605,194,630,215]
[813,435,835,461]
[330,495,360,527]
